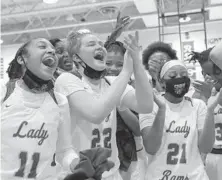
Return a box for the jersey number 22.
[91,128,112,148]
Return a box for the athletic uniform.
[139,97,209,180]
[1,81,78,180]
[128,136,148,180]
[55,73,133,180]
[205,104,222,180]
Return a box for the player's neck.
[164,93,183,104]
[83,74,101,86]
[18,80,43,94]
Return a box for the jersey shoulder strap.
[104,77,111,86]
[3,80,17,102]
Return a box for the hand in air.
[207,88,222,111]
[114,11,131,38]
[123,31,141,64]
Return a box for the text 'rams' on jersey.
[1,83,65,180]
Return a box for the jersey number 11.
[15,151,40,178]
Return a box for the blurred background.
[1,0,222,82]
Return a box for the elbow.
[144,144,160,155]
[142,136,161,155]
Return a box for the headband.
[160,60,186,79]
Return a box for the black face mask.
[165,77,191,98]
[22,68,54,92]
[76,54,107,80]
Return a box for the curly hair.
[142,41,178,70]
[105,41,126,56]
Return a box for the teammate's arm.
[55,101,79,172]
[118,108,141,136]
[197,90,222,153]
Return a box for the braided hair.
[4,41,32,102]
[189,47,214,65]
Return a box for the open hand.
[123,31,141,64]
[153,89,166,108]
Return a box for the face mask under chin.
[22,68,54,92]
[165,77,191,98]
[76,56,107,80]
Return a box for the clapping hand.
[153,89,166,109]
[123,31,141,64]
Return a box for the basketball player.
[205,93,222,180]
[190,49,222,180]
[142,41,178,92]
[54,29,153,180]
[105,41,147,180]
[1,38,79,180]
[49,38,82,79]
[140,60,220,180]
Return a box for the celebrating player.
[105,41,147,180]
[1,38,79,180]
[54,29,153,180]
[140,60,219,180]
[142,41,178,91]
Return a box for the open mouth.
[94,51,105,61]
[42,56,57,68]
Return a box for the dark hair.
[7,41,31,80]
[190,47,221,75]
[189,47,213,64]
[105,41,126,56]
[49,38,61,47]
[142,41,178,69]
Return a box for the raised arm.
[122,32,153,113]
[139,94,166,155]
[55,54,133,124]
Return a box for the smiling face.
[106,51,124,76]
[54,40,73,71]
[22,38,58,80]
[77,34,107,71]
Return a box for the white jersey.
[214,104,222,149]
[55,73,133,178]
[139,97,209,180]
[1,81,73,180]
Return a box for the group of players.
[1,13,222,180]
